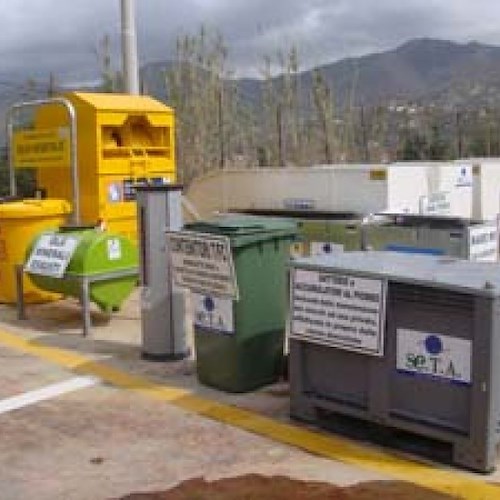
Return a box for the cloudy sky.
[1,0,500,86]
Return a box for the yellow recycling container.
[34,92,176,244]
[0,199,71,303]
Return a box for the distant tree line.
[159,28,500,185]
[3,29,500,195]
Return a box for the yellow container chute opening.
[35,92,176,244]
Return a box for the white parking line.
[0,376,100,415]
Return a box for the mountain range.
[142,38,500,110]
[2,37,500,147]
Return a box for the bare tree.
[311,68,336,163]
[167,27,244,183]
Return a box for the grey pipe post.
[6,98,80,224]
[121,0,140,95]
[136,184,189,361]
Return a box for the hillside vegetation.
[3,34,500,188]
[141,34,500,184]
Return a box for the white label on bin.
[107,238,122,261]
[455,164,473,187]
[192,293,234,335]
[396,329,471,385]
[25,233,79,278]
[108,182,123,203]
[419,191,451,215]
[166,231,238,299]
[283,198,316,210]
[310,241,344,256]
[468,222,498,262]
[290,268,386,356]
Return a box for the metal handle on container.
[6,97,80,225]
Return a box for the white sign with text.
[25,233,79,278]
[166,231,238,299]
[290,267,386,356]
[468,222,498,262]
[419,191,451,215]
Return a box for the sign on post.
[290,267,386,356]
[166,231,238,299]
[25,233,79,278]
[13,127,71,169]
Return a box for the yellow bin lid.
[0,199,72,218]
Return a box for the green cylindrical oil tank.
[27,227,138,312]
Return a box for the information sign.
[419,191,451,215]
[290,267,386,356]
[25,233,79,278]
[468,222,498,262]
[166,231,238,299]
[13,127,70,169]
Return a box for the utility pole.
[121,0,140,94]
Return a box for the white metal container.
[186,163,473,219]
[186,164,434,219]
[391,161,473,218]
[458,158,500,221]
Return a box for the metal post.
[15,265,26,320]
[81,277,91,337]
[121,0,140,95]
[6,98,80,225]
[136,185,188,360]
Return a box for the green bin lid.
[185,215,297,248]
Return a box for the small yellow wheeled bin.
[0,198,71,303]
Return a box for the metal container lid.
[292,251,500,296]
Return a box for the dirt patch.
[116,474,458,500]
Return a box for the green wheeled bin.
[185,216,297,393]
[26,226,138,312]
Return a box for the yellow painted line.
[0,328,498,500]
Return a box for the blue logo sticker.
[203,296,215,312]
[425,335,443,355]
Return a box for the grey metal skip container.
[289,251,500,472]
